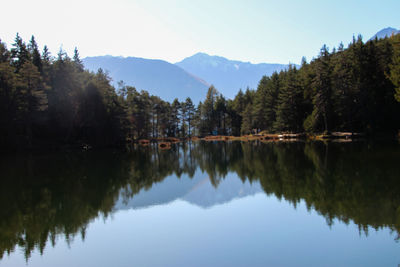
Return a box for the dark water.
[0,141,399,267]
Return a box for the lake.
[0,140,399,267]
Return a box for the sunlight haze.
[1,0,399,64]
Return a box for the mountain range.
[370,27,400,40]
[114,171,262,211]
[83,54,290,103]
[176,53,289,99]
[83,56,209,104]
[83,27,399,103]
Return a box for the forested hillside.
[0,33,399,150]
[196,35,400,135]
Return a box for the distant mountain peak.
[182,52,234,66]
[176,53,291,99]
[192,52,209,57]
[83,56,208,103]
[382,27,398,32]
[370,27,400,40]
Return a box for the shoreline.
[134,131,399,148]
[1,132,398,153]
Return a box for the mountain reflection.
[1,141,399,259]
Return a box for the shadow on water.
[0,141,399,260]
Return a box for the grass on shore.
[135,131,366,148]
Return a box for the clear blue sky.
[1,0,399,64]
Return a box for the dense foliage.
[0,34,197,150]
[1,33,399,150]
[201,35,400,135]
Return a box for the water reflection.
[0,141,399,260]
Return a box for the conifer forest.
[1,33,399,150]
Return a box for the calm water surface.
[0,141,399,267]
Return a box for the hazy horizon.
[1,0,399,65]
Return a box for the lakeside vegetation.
[0,33,399,150]
[1,141,399,260]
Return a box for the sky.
[1,0,399,65]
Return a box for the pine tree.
[274,65,304,132]
[180,99,187,137]
[390,34,400,102]
[42,45,51,63]
[202,86,218,135]
[73,47,84,72]
[184,97,195,137]
[240,89,255,134]
[195,101,205,136]
[230,89,244,135]
[215,95,227,135]
[265,72,280,131]
[241,105,253,135]
[331,42,357,131]
[170,98,180,137]
[157,101,171,137]
[0,39,10,63]
[0,43,18,146]
[17,61,48,146]
[310,45,333,133]
[253,76,269,131]
[40,45,52,88]
[253,73,280,132]
[11,33,30,72]
[28,36,42,73]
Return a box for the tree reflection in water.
[0,141,399,260]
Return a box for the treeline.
[198,35,400,135]
[1,33,400,150]
[1,34,124,149]
[0,34,201,149]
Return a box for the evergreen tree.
[253,76,269,131]
[0,39,10,63]
[48,50,80,142]
[240,88,255,134]
[390,34,400,102]
[158,101,171,137]
[215,95,227,135]
[40,45,52,85]
[41,45,51,63]
[392,63,400,102]
[17,61,47,147]
[274,65,304,132]
[171,98,181,137]
[73,47,84,72]
[180,99,188,137]
[0,43,18,147]
[28,36,42,73]
[309,45,333,132]
[230,89,245,135]
[184,97,195,137]
[11,33,30,73]
[241,105,253,135]
[331,42,357,131]
[195,101,205,136]
[202,86,218,134]
[253,73,280,132]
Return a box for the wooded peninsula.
[1,33,399,150]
